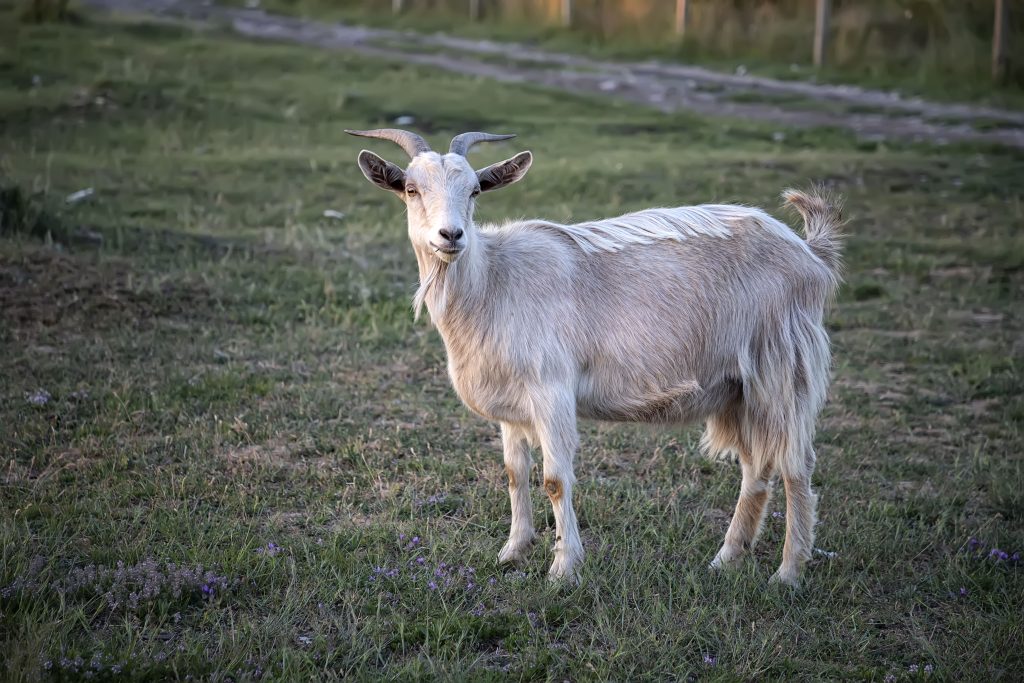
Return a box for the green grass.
[2,13,1024,682]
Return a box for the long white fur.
[355,145,843,587]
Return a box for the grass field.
[2,12,1023,682]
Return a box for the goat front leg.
[532,390,584,581]
[498,422,537,564]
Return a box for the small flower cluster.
[398,533,422,551]
[369,566,400,581]
[255,541,285,557]
[25,389,52,406]
[368,556,481,595]
[61,559,232,611]
[884,663,935,681]
[964,537,1020,564]
[947,585,969,599]
[22,388,90,406]
[504,569,528,584]
[40,651,126,678]
[988,548,1017,562]
[365,533,523,607]
[702,653,717,667]
[416,494,447,508]
[427,561,479,592]
[1,556,47,599]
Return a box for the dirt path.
[83,0,1024,149]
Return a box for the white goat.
[347,128,843,586]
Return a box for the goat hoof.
[547,550,583,584]
[710,546,743,570]
[498,536,535,565]
[546,564,581,585]
[768,569,801,588]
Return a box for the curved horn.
[449,131,516,156]
[344,128,431,159]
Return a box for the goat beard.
[413,257,449,323]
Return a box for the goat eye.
[471,188,481,197]
[406,186,418,196]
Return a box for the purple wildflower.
[959,587,968,597]
[884,675,896,683]
[36,558,232,614]
[25,389,51,406]
[427,580,438,591]
[924,664,934,674]
[909,664,919,673]
[771,511,784,519]
[702,654,717,667]
[988,548,1009,561]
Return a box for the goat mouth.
[429,242,463,256]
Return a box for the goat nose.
[439,227,464,242]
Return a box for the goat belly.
[576,378,707,423]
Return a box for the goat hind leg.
[712,456,772,569]
[770,467,817,587]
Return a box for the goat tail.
[782,188,844,279]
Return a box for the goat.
[347,128,843,586]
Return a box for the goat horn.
[344,128,431,159]
[449,132,516,156]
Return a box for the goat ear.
[477,151,532,193]
[357,150,406,193]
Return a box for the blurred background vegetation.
[219,0,1022,99]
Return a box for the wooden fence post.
[813,0,831,68]
[561,0,572,28]
[993,0,1009,83]
[674,0,688,38]
[392,0,404,15]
